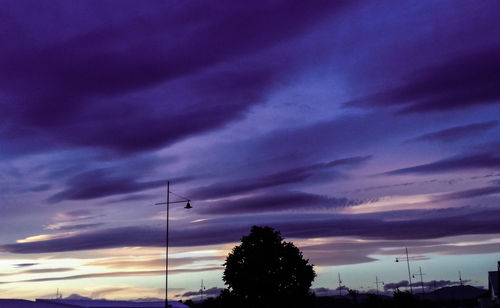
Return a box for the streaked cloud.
[386,152,500,175]
[406,121,498,143]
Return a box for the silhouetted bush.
[393,288,417,308]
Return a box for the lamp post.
[155,181,192,308]
[395,247,414,294]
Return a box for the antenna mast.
[338,273,343,296]
[56,288,62,299]
[200,280,206,302]
[374,276,384,296]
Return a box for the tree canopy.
[222,226,316,308]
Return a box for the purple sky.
[1,0,500,300]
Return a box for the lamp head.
[184,201,192,209]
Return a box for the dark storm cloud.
[199,191,364,215]
[407,121,498,143]
[312,287,340,297]
[384,280,465,291]
[165,208,500,246]
[432,186,500,202]
[47,169,165,203]
[383,280,409,291]
[4,207,500,253]
[0,226,166,253]
[0,0,351,156]
[13,263,38,268]
[2,0,348,102]
[46,165,191,203]
[346,47,500,113]
[180,287,223,298]
[420,280,469,289]
[189,156,371,199]
[386,152,500,175]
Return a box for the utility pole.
[413,266,426,296]
[459,271,463,286]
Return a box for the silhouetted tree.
[222,226,316,308]
[361,293,384,308]
[393,288,417,308]
[348,289,359,305]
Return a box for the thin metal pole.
[375,276,384,295]
[200,280,204,302]
[406,248,413,294]
[165,181,170,308]
[338,273,342,296]
[419,267,425,295]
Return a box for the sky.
[1,0,500,301]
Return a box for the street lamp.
[394,247,419,294]
[155,181,192,308]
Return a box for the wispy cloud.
[198,191,364,215]
[346,48,500,113]
[0,267,73,277]
[85,256,222,270]
[189,155,371,199]
[46,168,167,203]
[4,207,500,254]
[0,267,222,284]
[406,121,498,143]
[386,152,500,175]
[432,185,500,202]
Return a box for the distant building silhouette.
[488,270,498,301]
[479,261,500,308]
